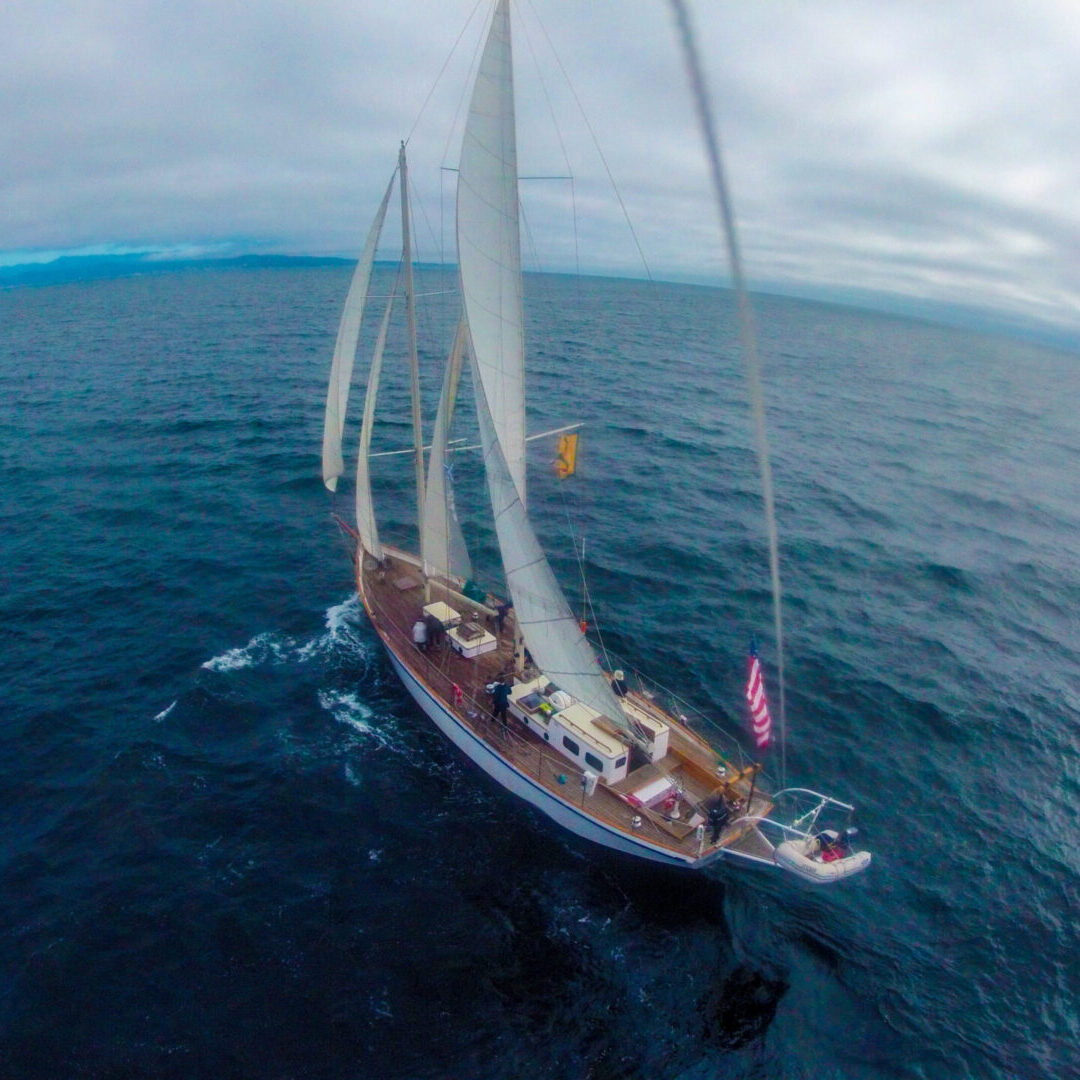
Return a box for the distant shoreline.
[2,251,1075,354]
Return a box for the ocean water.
[1,265,1077,1079]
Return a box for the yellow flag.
[555,432,578,479]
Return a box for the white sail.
[456,0,527,504]
[422,318,472,581]
[355,279,397,560]
[322,171,397,492]
[471,354,626,723]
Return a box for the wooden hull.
[355,543,781,872]
[383,646,717,867]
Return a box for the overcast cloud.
[3,0,1079,337]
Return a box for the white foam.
[201,598,370,673]
[201,631,282,672]
[318,688,399,753]
[153,700,177,722]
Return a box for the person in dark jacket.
[424,612,444,649]
[492,680,512,726]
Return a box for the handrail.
[772,787,855,814]
[601,647,762,781]
[360,579,705,854]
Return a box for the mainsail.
[458,0,624,725]
[456,0,527,504]
[322,171,396,492]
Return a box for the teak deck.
[358,546,775,864]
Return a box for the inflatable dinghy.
[775,836,872,884]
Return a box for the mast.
[399,142,426,546]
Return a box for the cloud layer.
[3,1,1078,335]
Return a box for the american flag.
[746,643,772,749]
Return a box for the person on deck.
[412,618,428,653]
[424,612,444,649]
[611,670,629,697]
[491,679,512,727]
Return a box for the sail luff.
[354,277,398,560]
[456,0,526,505]
[422,318,472,582]
[399,144,427,546]
[322,171,396,492]
[471,353,628,723]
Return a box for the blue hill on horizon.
[2,250,1074,354]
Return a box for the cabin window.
[616,756,627,768]
[584,752,603,772]
[562,736,580,756]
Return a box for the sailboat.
[321,0,870,882]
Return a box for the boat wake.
[317,687,400,753]
[200,595,371,673]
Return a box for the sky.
[3,0,1079,339]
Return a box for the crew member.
[492,679,512,726]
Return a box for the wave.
[318,688,401,755]
[153,700,177,722]
[200,595,370,673]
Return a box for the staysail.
[456,0,527,504]
[422,318,472,581]
[322,171,396,492]
[354,277,398,560]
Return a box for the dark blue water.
[2,266,1077,1078]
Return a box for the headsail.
[456,0,527,504]
[354,276,398,560]
[322,171,396,492]
[422,318,473,581]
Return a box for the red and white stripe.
[746,654,772,749]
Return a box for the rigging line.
[519,200,543,275]
[439,0,490,170]
[406,0,488,146]
[669,0,787,789]
[554,473,614,676]
[524,0,653,283]
[517,1,580,279]
[354,288,455,300]
[518,3,573,175]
